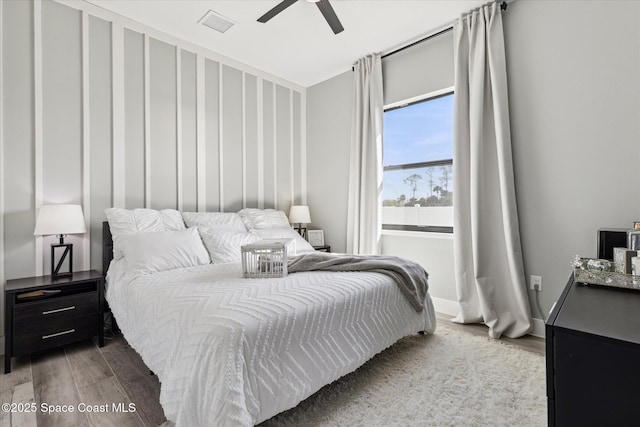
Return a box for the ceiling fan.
[257,0,344,35]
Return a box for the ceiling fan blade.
[315,0,344,34]
[257,0,297,23]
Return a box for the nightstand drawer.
[13,313,99,356]
[13,292,98,325]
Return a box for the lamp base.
[51,243,73,279]
[295,224,308,240]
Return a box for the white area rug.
[259,325,546,426]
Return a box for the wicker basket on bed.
[241,242,288,278]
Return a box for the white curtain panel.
[452,3,532,338]
[347,54,384,254]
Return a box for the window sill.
[382,229,454,240]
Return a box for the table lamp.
[34,204,87,279]
[289,205,311,239]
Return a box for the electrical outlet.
[530,275,542,291]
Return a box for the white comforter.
[106,260,436,426]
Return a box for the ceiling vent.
[199,10,235,34]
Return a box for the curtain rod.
[381,1,508,60]
[352,1,509,70]
[381,26,453,60]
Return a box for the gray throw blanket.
[287,253,428,312]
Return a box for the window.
[382,91,454,233]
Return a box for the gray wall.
[0,0,306,340]
[305,0,640,323]
[505,0,640,317]
[306,71,353,253]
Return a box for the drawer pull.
[42,329,75,340]
[42,306,76,315]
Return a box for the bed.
[103,208,436,426]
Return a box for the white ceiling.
[84,0,488,88]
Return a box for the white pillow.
[198,228,260,263]
[250,228,316,255]
[182,212,246,232]
[238,208,291,230]
[119,228,210,274]
[105,207,185,259]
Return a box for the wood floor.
[0,334,166,427]
[0,313,544,427]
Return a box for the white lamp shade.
[34,204,87,236]
[289,205,311,224]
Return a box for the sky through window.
[383,93,454,205]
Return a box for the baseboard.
[431,296,546,339]
[430,296,459,317]
[530,317,545,338]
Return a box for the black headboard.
[102,221,113,276]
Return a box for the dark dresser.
[546,274,640,426]
[4,270,104,373]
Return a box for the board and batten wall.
[0,0,306,343]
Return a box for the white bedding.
[106,259,436,426]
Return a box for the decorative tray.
[573,257,640,291]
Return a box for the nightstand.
[4,270,104,374]
[314,245,331,252]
